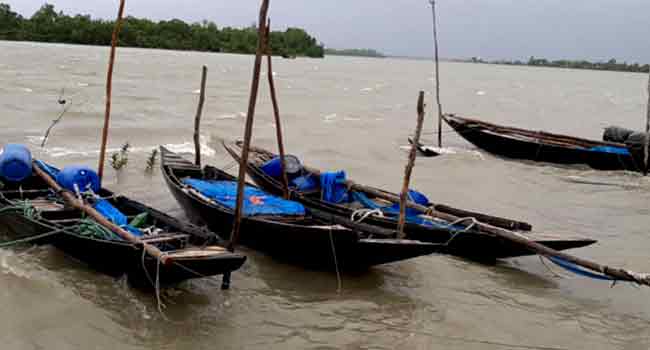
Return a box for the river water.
[1,41,649,350]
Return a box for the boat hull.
[221,142,597,261]
[160,147,441,269]
[444,115,643,172]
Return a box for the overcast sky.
[6,0,650,62]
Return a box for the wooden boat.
[0,161,246,288]
[408,137,440,157]
[222,141,597,261]
[160,147,442,269]
[442,114,646,172]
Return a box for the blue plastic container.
[291,175,318,191]
[0,144,33,182]
[260,155,302,179]
[56,165,101,193]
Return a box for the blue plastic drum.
[56,165,101,193]
[0,144,33,182]
[260,155,302,179]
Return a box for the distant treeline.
[0,3,325,57]
[467,56,650,73]
[324,48,385,58]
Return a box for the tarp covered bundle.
[93,199,143,237]
[183,179,305,217]
[320,171,349,203]
[603,126,635,143]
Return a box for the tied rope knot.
[350,208,384,223]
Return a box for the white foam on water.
[476,90,486,96]
[163,136,215,157]
[360,87,373,92]
[215,114,238,120]
[26,135,45,144]
[1,251,32,279]
[22,88,33,93]
[43,141,216,158]
[323,113,338,123]
[77,82,89,87]
[343,117,361,121]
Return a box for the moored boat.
[160,146,442,269]
[442,114,648,173]
[222,141,597,261]
[0,153,246,288]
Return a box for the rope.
[546,256,614,281]
[350,208,384,223]
[0,227,69,247]
[328,227,342,293]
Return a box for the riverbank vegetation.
[467,56,650,73]
[0,3,325,57]
[324,48,385,58]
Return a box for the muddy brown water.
[1,41,649,349]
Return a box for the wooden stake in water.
[644,69,650,176]
[398,91,426,237]
[98,0,126,181]
[194,66,208,166]
[429,0,444,148]
[264,19,291,199]
[229,0,270,251]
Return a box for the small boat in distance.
[160,146,442,269]
[0,157,246,288]
[442,114,648,173]
[222,141,597,261]
[408,137,440,157]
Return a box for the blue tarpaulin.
[182,179,305,217]
[93,199,143,237]
[320,171,349,203]
[587,146,630,155]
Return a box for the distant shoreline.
[0,3,325,58]
[453,57,650,74]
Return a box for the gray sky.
[6,0,650,62]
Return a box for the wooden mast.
[228,0,270,251]
[429,0,443,148]
[194,66,208,166]
[264,19,291,199]
[398,92,425,237]
[97,0,126,181]
[643,69,650,175]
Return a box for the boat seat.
[29,199,65,212]
[141,233,190,243]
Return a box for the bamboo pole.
[299,167,650,286]
[644,69,650,175]
[33,164,171,264]
[194,66,208,166]
[98,0,126,181]
[429,0,443,148]
[264,19,290,199]
[398,92,426,237]
[229,0,270,251]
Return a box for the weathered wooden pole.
[264,19,291,199]
[398,92,426,237]
[644,69,650,175]
[429,0,443,148]
[194,65,208,166]
[98,0,126,181]
[228,0,270,251]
